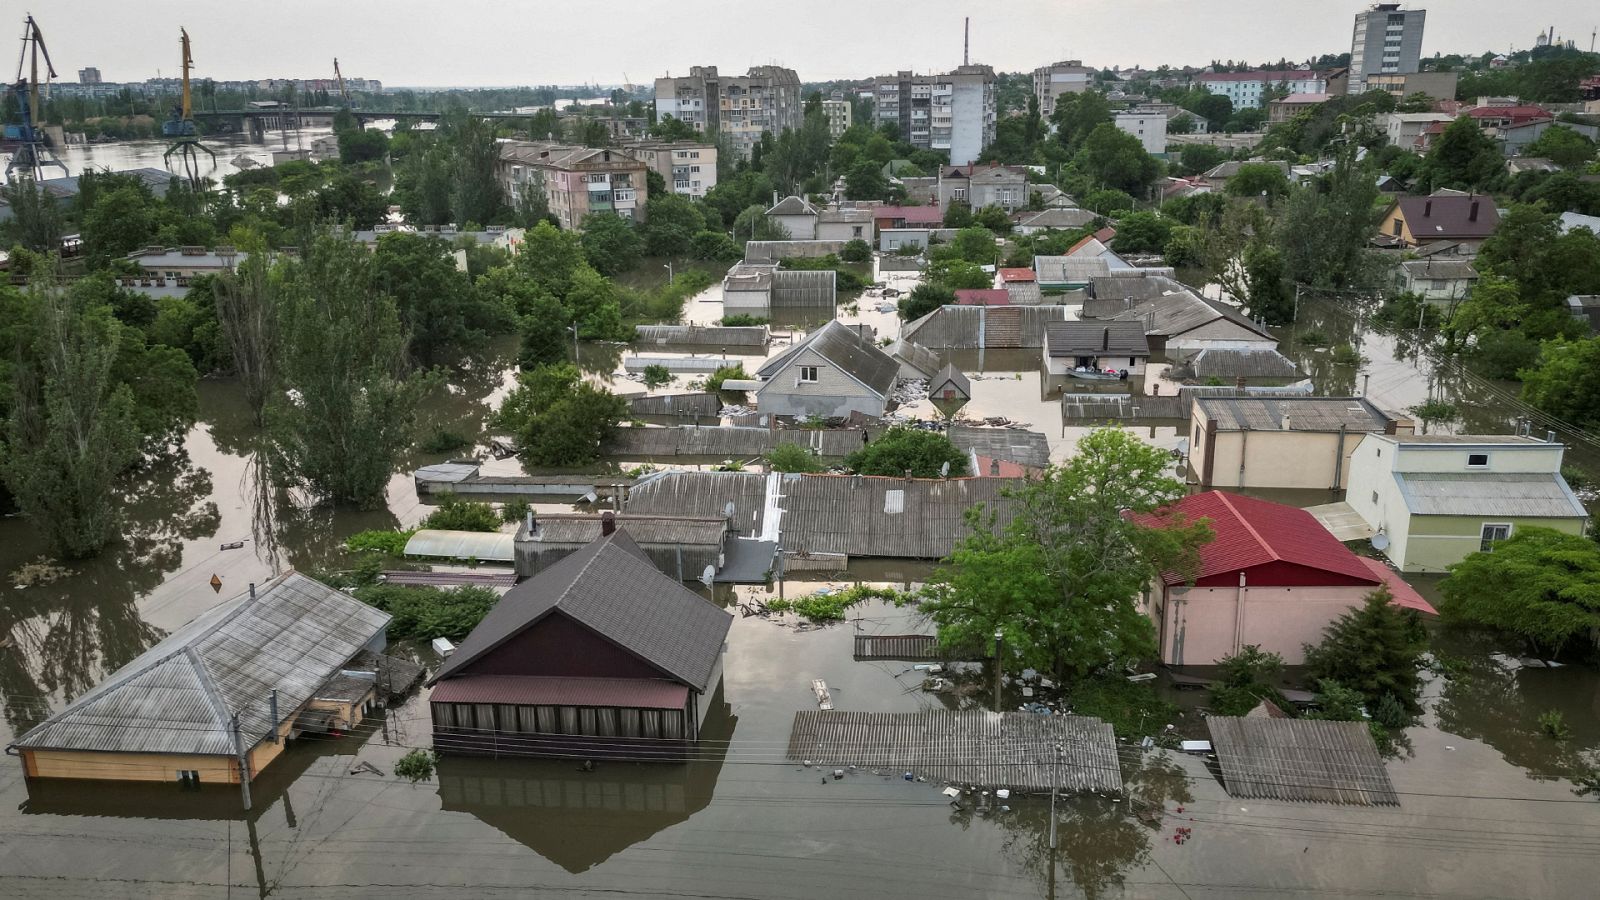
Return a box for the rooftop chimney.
[525,509,536,536]
[989,458,1000,476]
[1423,199,1432,217]
[1280,415,1291,431]
[601,511,617,536]
[904,468,913,482]
[1469,200,1480,222]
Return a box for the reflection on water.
[2,129,338,184]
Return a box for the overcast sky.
[44,1,1598,87]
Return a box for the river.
[4,127,341,186]
[0,243,1598,895]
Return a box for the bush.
[1209,645,1289,716]
[767,442,824,473]
[898,282,955,321]
[394,749,439,783]
[421,494,503,532]
[765,585,907,622]
[719,314,769,326]
[1307,679,1366,722]
[418,427,473,454]
[641,364,672,390]
[1084,188,1134,216]
[704,364,749,397]
[345,529,417,556]
[839,239,872,262]
[843,426,969,477]
[1539,709,1571,740]
[500,498,531,525]
[1066,676,1179,740]
[356,583,500,640]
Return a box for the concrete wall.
[1159,583,1371,665]
[722,286,771,317]
[817,219,870,242]
[1192,412,1365,490]
[770,213,818,240]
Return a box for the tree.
[1303,587,1429,715]
[80,183,155,263]
[641,363,672,391]
[516,221,587,300]
[843,426,968,478]
[732,204,791,243]
[946,226,1000,264]
[1243,242,1293,324]
[1275,148,1381,290]
[1083,188,1134,215]
[0,284,142,558]
[839,238,872,263]
[926,257,992,290]
[1168,113,1196,135]
[767,442,823,473]
[1175,143,1226,177]
[495,363,627,466]
[566,264,629,340]
[1440,527,1600,657]
[1418,117,1503,192]
[1521,337,1600,426]
[690,229,741,261]
[393,749,439,784]
[442,111,506,224]
[1078,123,1160,195]
[421,495,501,532]
[1051,91,1112,151]
[898,282,955,321]
[267,236,434,507]
[1225,162,1290,199]
[579,212,644,276]
[371,232,503,366]
[640,193,705,257]
[1109,211,1172,254]
[919,428,1212,680]
[974,205,1013,234]
[942,203,975,228]
[1525,125,1597,169]
[844,159,892,201]
[649,115,698,142]
[337,127,390,164]
[1209,646,1289,716]
[1,177,64,253]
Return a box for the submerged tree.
[211,241,279,426]
[1439,527,1600,657]
[1303,587,1429,715]
[494,363,627,467]
[267,236,435,507]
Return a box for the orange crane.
[7,14,67,179]
[334,57,351,107]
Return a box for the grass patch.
[1065,676,1179,740]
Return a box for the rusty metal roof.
[1205,716,1399,806]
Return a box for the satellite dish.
[699,565,716,587]
[1371,531,1390,551]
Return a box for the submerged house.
[429,524,733,758]
[1136,491,1433,666]
[10,573,390,784]
[1344,434,1589,573]
[1189,396,1408,491]
[751,320,900,418]
[513,512,731,580]
[1043,321,1150,392]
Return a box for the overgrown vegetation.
[420,495,502,532]
[765,585,908,622]
[843,426,969,478]
[356,583,499,640]
[766,442,825,473]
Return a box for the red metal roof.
[1465,105,1549,120]
[956,289,1011,306]
[1356,558,1437,615]
[1136,491,1380,586]
[873,205,945,225]
[972,454,1040,478]
[998,267,1036,282]
[429,675,690,709]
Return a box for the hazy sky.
[42,1,1599,87]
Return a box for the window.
[1372,491,1380,505]
[177,770,201,789]
[1467,452,1489,468]
[1480,523,1511,552]
[799,365,819,383]
[1392,218,1403,236]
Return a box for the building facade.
[1349,3,1427,95]
[873,66,997,165]
[653,65,802,159]
[1196,71,1328,110]
[753,320,899,418]
[821,98,852,138]
[1113,111,1168,154]
[938,163,1029,211]
[1032,60,1096,118]
[497,141,649,231]
[1189,396,1408,491]
[620,140,718,199]
[1366,71,1457,101]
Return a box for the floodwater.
[2,260,1600,896]
[4,127,339,185]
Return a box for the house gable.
[1189,560,1380,590]
[455,608,675,683]
[761,346,883,400]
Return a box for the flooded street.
[1,251,1599,896]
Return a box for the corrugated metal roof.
[626,471,769,537]
[628,392,724,418]
[1206,717,1399,806]
[404,530,517,562]
[756,321,899,397]
[13,573,389,755]
[606,425,867,458]
[1400,258,1477,280]
[520,514,727,547]
[1394,472,1588,518]
[1035,254,1110,284]
[1135,491,1381,586]
[1196,396,1391,432]
[429,675,689,709]
[929,364,971,400]
[1045,321,1151,356]
[767,195,819,217]
[1183,348,1299,378]
[433,531,732,691]
[414,462,479,484]
[900,305,1070,349]
[947,427,1050,468]
[888,339,943,378]
[633,325,769,347]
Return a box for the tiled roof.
[1135,491,1380,586]
[998,267,1037,282]
[955,289,1012,306]
[432,531,733,691]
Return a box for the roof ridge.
[1216,493,1280,564]
[185,645,237,731]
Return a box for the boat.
[1068,368,1128,382]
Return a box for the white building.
[1032,60,1096,117]
[821,99,852,138]
[1196,71,1328,110]
[1349,3,1427,95]
[1114,111,1168,154]
[873,66,997,165]
[620,140,719,199]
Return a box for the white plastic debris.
[995,789,1011,800]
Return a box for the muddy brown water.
[1,288,1598,897]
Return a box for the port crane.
[7,14,67,180]
[162,27,215,185]
[334,57,351,107]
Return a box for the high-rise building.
[820,97,852,138]
[653,65,802,159]
[78,66,102,84]
[1348,3,1426,95]
[872,65,996,165]
[1031,60,1096,118]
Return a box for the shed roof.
[13,573,389,755]
[432,530,733,691]
[1135,491,1380,586]
[947,427,1051,468]
[1399,258,1477,280]
[520,514,727,547]
[998,267,1037,282]
[955,289,1011,306]
[1205,717,1399,806]
[1392,472,1588,518]
[1014,208,1097,230]
[1035,255,1111,284]
[756,320,900,398]
[1195,396,1392,432]
[1045,321,1151,357]
[929,364,971,399]
[404,529,517,562]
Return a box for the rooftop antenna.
[963,17,970,66]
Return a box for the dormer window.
[1467,453,1489,468]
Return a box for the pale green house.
[1345,434,1590,573]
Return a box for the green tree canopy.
[640,193,706,257]
[1524,125,1597,169]
[843,426,969,478]
[578,212,644,276]
[898,282,956,321]
[1110,211,1173,254]
[371,232,505,366]
[919,428,1212,680]
[1225,162,1290,199]
[1303,587,1429,715]
[1440,527,1600,657]
[1418,117,1504,192]
[767,442,824,473]
[1520,336,1600,426]
[495,363,628,467]
[1078,123,1161,195]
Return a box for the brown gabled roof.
[1390,195,1499,240]
[431,530,732,691]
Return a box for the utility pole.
[231,712,252,812]
[1049,742,1062,849]
[992,630,1004,709]
[569,323,580,360]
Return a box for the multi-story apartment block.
[620,140,719,199]
[497,142,649,231]
[653,65,802,159]
[1114,111,1168,154]
[1195,71,1328,110]
[1349,3,1426,95]
[821,98,852,138]
[1032,60,1096,118]
[872,65,996,165]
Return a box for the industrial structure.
[161,28,216,184]
[6,15,67,180]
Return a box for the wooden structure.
[852,634,943,661]
[1205,716,1399,806]
[786,710,1122,793]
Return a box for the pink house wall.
[1158,584,1370,666]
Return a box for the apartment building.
[1114,111,1168,154]
[497,141,649,231]
[821,98,852,138]
[621,140,719,199]
[1349,3,1426,95]
[1196,71,1329,110]
[1032,60,1096,118]
[873,65,997,165]
[653,65,802,159]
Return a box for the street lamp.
[663,261,674,285]
[569,323,580,359]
